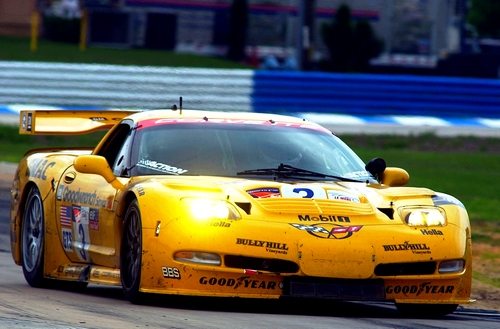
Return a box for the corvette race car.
[10,108,472,316]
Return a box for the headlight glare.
[183,198,241,222]
[399,207,446,226]
[174,251,221,265]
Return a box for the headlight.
[399,206,446,227]
[182,198,241,222]
[439,259,465,274]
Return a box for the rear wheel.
[21,187,47,287]
[396,303,458,318]
[120,200,143,303]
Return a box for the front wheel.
[395,303,458,318]
[21,186,47,287]
[120,200,143,303]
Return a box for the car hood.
[135,176,437,223]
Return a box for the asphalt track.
[0,108,499,328]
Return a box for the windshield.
[132,123,373,181]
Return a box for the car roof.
[128,109,331,133]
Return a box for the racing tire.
[21,186,47,287]
[120,200,144,303]
[395,303,459,318]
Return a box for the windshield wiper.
[236,163,362,182]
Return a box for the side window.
[112,133,134,176]
[95,122,133,176]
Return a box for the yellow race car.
[10,109,472,316]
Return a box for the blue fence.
[252,71,500,118]
[1,61,500,118]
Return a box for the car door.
[55,122,135,267]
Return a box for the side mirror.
[380,167,410,187]
[366,157,409,186]
[74,155,123,189]
[365,157,386,181]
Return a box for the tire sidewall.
[21,186,45,287]
[120,200,143,302]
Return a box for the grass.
[473,271,500,289]
[0,36,249,68]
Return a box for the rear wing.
[19,110,139,135]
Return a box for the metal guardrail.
[2,61,500,118]
[0,61,253,111]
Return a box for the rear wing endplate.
[19,110,139,135]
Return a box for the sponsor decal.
[56,184,64,201]
[27,112,32,131]
[90,117,106,121]
[89,208,99,230]
[199,276,281,290]
[247,187,280,198]
[209,220,231,228]
[290,223,363,239]
[161,266,181,279]
[60,205,73,227]
[60,186,108,208]
[326,190,360,203]
[73,206,90,261]
[420,228,443,236]
[62,228,73,252]
[28,159,55,180]
[386,282,455,296]
[136,185,145,196]
[281,185,327,199]
[298,214,350,223]
[137,159,187,175]
[344,171,371,179]
[383,241,431,254]
[236,238,288,255]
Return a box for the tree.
[468,0,500,38]
[226,0,248,62]
[321,4,383,72]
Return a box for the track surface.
[0,162,499,329]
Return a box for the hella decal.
[290,223,363,239]
[209,220,231,228]
[421,228,443,236]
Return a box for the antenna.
[179,96,183,114]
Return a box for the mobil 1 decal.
[281,185,326,199]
